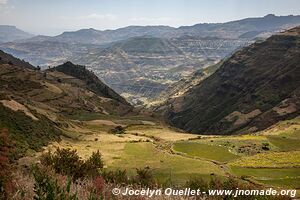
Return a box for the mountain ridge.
[4,14,300,45]
[164,26,300,135]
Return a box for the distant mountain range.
[162,26,300,135]
[0,25,33,43]
[2,14,300,45]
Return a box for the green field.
[231,167,300,188]
[267,135,300,151]
[259,178,300,189]
[110,142,226,185]
[229,151,300,168]
[173,142,240,162]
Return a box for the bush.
[185,177,208,192]
[0,129,15,200]
[101,169,128,184]
[135,167,155,187]
[84,151,104,177]
[32,166,78,200]
[40,148,104,180]
[109,126,125,134]
[262,142,270,150]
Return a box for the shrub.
[185,177,208,192]
[40,149,104,180]
[135,167,155,187]
[84,151,104,177]
[101,169,128,184]
[0,129,15,199]
[50,148,83,179]
[32,166,78,200]
[109,126,125,134]
[262,142,270,150]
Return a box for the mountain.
[1,15,300,105]
[150,61,223,108]
[74,36,217,104]
[25,26,175,45]
[106,36,183,55]
[0,25,33,43]
[0,52,132,156]
[52,28,108,44]
[79,37,184,70]
[164,26,300,135]
[1,14,300,46]
[176,14,300,39]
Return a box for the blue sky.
[0,0,300,35]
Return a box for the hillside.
[0,25,33,43]
[164,26,300,135]
[107,37,183,54]
[149,61,223,108]
[0,50,36,70]
[0,53,132,156]
[48,61,130,105]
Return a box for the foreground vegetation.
[1,110,299,199]
[1,147,294,200]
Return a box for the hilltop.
[48,61,130,105]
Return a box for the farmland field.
[173,142,240,162]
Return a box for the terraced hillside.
[0,52,133,156]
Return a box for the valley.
[21,111,300,190]
[0,36,251,105]
[2,14,300,105]
[0,13,300,199]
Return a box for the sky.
[0,0,300,36]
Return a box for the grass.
[231,167,300,179]
[231,167,300,188]
[173,142,240,162]
[34,116,300,189]
[258,178,300,189]
[67,111,110,121]
[126,125,198,141]
[0,104,61,157]
[110,142,226,185]
[267,135,300,151]
[229,151,300,168]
